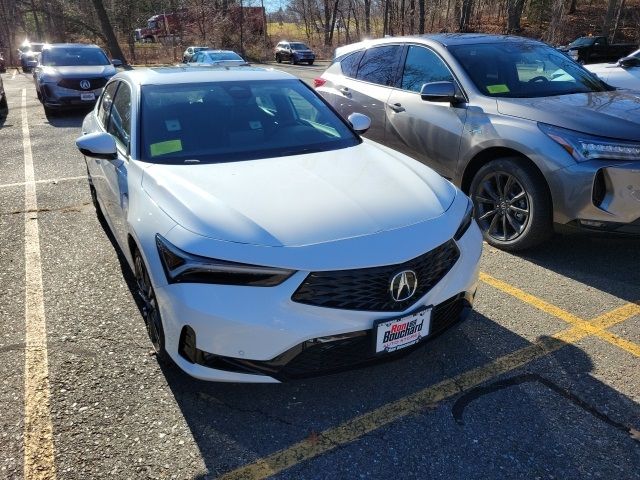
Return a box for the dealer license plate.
[80,93,95,101]
[374,307,431,354]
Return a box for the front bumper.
[549,160,640,234]
[39,82,103,109]
[154,222,483,383]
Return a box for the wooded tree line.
[0,0,639,63]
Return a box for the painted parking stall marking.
[21,88,58,480]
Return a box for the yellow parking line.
[480,272,640,358]
[218,315,636,480]
[592,302,640,329]
[21,89,57,479]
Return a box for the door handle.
[388,102,405,113]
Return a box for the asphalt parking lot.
[1,67,639,480]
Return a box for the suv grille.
[57,77,108,91]
[291,240,460,312]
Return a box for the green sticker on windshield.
[487,84,510,94]
[150,139,183,157]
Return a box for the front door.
[385,45,467,180]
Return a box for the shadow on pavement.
[45,108,89,128]
[518,233,640,302]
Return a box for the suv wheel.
[469,158,553,251]
[290,55,297,65]
[276,54,281,63]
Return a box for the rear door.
[385,44,467,179]
[338,44,404,143]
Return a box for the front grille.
[291,240,460,312]
[57,77,108,91]
[278,294,468,379]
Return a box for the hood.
[141,142,456,247]
[48,65,116,77]
[497,91,640,141]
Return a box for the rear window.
[140,79,359,164]
[355,45,403,87]
[337,51,363,78]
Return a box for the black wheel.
[308,60,314,65]
[22,66,30,73]
[290,55,297,65]
[469,158,553,251]
[0,94,7,113]
[134,249,171,364]
[276,54,281,63]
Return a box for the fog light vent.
[592,169,606,207]
[178,326,197,364]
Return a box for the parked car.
[275,41,315,65]
[182,46,208,63]
[558,36,636,64]
[585,49,640,90]
[317,34,640,250]
[0,52,6,73]
[33,43,121,115]
[0,74,7,114]
[74,66,482,382]
[18,41,45,72]
[187,49,248,67]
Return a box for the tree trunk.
[506,0,526,33]
[568,0,577,14]
[409,0,415,32]
[364,0,371,35]
[90,0,127,63]
[459,0,473,31]
[418,0,425,33]
[602,0,618,38]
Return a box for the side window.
[401,46,454,93]
[192,53,200,62]
[355,45,403,87]
[97,82,118,128]
[339,50,363,78]
[107,83,132,149]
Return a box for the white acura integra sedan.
[76,67,482,382]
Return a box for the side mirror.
[420,81,460,103]
[76,132,117,160]
[112,59,123,67]
[348,112,371,134]
[618,56,640,68]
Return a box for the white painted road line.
[0,175,88,190]
[21,88,57,479]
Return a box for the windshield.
[20,43,44,53]
[41,47,110,66]
[205,52,244,61]
[290,43,309,50]
[449,42,608,98]
[140,79,359,163]
[569,37,596,47]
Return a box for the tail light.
[314,77,327,88]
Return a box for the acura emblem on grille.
[79,80,91,90]
[389,270,418,302]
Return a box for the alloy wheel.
[134,253,163,353]
[473,171,530,242]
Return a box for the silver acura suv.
[316,34,640,250]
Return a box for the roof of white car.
[115,66,295,86]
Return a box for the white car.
[586,49,640,90]
[75,67,482,382]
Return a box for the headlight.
[539,123,640,162]
[156,234,296,286]
[454,197,474,241]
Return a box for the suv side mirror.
[420,81,461,104]
[112,59,123,67]
[76,132,117,160]
[618,56,640,68]
[348,112,371,134]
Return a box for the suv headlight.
[156,234,296,286]
[454,197,475,241]
[539,123,640,161]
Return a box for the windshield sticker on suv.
[487,84,510,94]
[150,139,183,157]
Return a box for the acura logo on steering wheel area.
[389,270,418,302]
[79,80,91,90]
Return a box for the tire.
[290,55,297,65]
[0,94,7,112]
[133,249,172,365]
[469,157,553,251]
[308,60,314,65]
[276,54,281,63]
